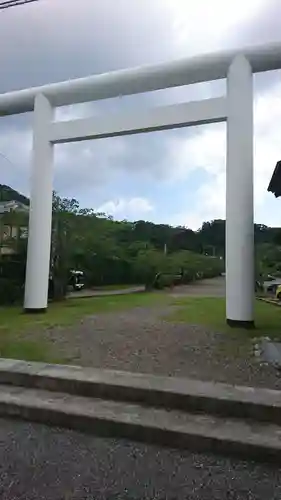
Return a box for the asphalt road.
[67,286,144,299]
[1,418,281,500]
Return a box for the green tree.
[50,192,84,300]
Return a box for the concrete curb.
[1,359,281,423]
[257,297,281,307]
[0,384,281,463]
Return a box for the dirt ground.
[29,277,281,390]
[170,276,226,297]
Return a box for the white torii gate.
[1,42,281,326]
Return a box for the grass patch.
[0,291,167,335]
[0,333,59,363]
[169,297,281,339]
[0,291,167,364]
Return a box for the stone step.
[1,359,281,423]
[0,384,281,462]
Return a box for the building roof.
[0,200,29,213]
[268,161,281,198]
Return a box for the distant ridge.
[0,185,29,206]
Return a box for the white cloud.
[165,123,226,183]
[1,0,281,232]
[0,117,129,199]
[2,79,281,231]
[254,85,281,201]
[96,197,153,219]
[55,103,96,121]
[167,0,266,56]
[166,80,281,229]
[0,123,32,194]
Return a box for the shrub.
[0,278,23,305]
[154,273,180,289]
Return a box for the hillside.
[1,185,281,287]
[0,185,279,257]
[0,185,29,206]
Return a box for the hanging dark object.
[268,160,281,198]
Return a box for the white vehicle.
[263,275,281,294]
[69,270,85,291]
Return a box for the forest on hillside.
[0,184,281,303]
[1,183,279,254]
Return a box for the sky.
[0,0,281,229]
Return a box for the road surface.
[1,418,280,500]
[170,276,226,297]
[68,285,145,299]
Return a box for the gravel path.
[68,286,144,299]
[36,302,281,390]
[170,277,226,297]
[1,418,281,500]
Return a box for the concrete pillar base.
[226,319,255,329]
[24,308,47,314]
